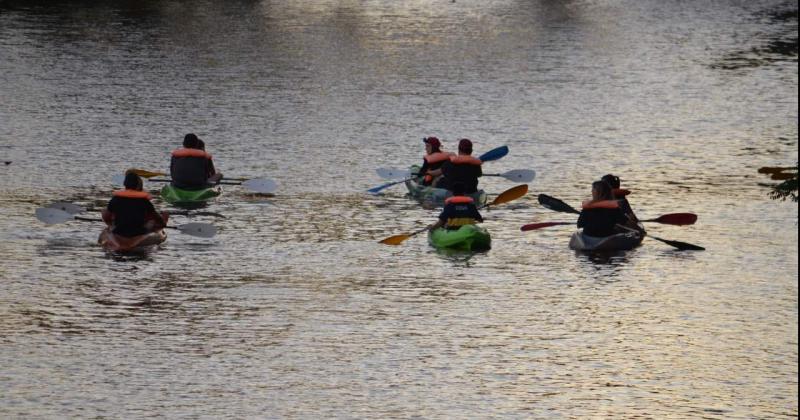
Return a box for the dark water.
[1,0,797,418]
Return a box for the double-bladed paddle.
[534,193,704,251]
[376,167,536,184]
[112,174,278,194]
[127,168,255,183]
[367,145,510,195]
[379,184,528,245]
[35,207,217,238]
[46,202,226,218]
[520,213,698,231]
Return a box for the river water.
[1,0,797,418]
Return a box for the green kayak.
[405,165,487,207]
[428,225,491,251]
[160,184,221,206]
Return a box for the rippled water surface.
[1,0,797,418]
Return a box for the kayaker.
[170,133,223,190]
[601,173,643,231]
[436,138,482,193]
[419,136,453,186]
[577,180,631,237]
[428,182,484,231]
[102,172,168,237]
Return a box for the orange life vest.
[113,189,151,200]
[424,152,454,164]
[449,155,482,165]
[582,200,620,210]
[172,148,212,159]
[445,196,475,205]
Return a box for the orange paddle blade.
[489,184,528,206]
[379,234,412,245]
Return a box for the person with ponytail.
[576,180,630,237]
[601,173,642,232]
[418,136,453,186]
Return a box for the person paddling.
[436,138,482,193]
[428,182,484,231]
[170,133,223,190]
[577,180,631,237]
[419,136,453,186]
[601,173,643,232]
[102,172,168,237]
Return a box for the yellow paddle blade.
[379,234,411,245]
[490,184,529,206]
[128,168,168,178]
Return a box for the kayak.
[405,165,487,207]
[98,228,167,253]
[568,226,645,252]
[160,184,221,207]
[428,224,491,251]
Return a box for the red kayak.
[98,228,167,252]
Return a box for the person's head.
[123,171,143,191]
[423,136,441,154]
[183,133,200,149]
[591,180,614,201]
[452,182,466,197]
[601,174,621,189]
[458,138,473,155]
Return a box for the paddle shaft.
[73,215,186,231]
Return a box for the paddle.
[377,167,536,184]
[368,145,511,195]
[35,208,217,238]
[520,213,697,231]
[376,167,412,180]
[112,175,278,194]
[616,224,704,251]
[46,202,226,218]
[379,184,529,245]
[483,169,536,183]
[537,194,580,214]
[758,166,796,174]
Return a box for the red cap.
[458,138,473,152]
[423,136,441,148]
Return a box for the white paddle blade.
[503,169,536,183]
[376,167,411,180]
[241,178,277,194]
[46,202,85,215]
[177,222,217,238]
[36,208,74,225]
[111,174,125,186]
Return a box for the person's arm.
[145,200,167,229]
[419,160,429,176]
[429,206,450,230]
[470,205,484,223]
[577,210,587,228]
